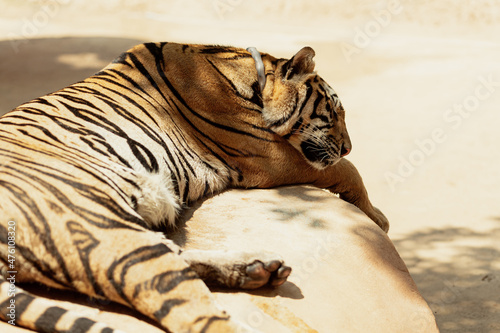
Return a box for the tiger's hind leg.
[0,272,125,333]
[181,250,292,289]
[60,228,258,333]
[1,230,259,333]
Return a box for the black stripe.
[309,97,329,124]
[297,82,314,117]
[0,292,35,322]
[218,142,264,158]
[163,157,181,201]
[13,292,36,317]
[111,51,132,66]
[198,46,243,54]
[16,128,61,147]
[35,306,66,332]
[325,98,338,121]
[101,328,114,333]
[168,125,206,172]
[181,172,190,205]
[66,221,104,297]
[206,58,239,93]
[193,135,233,172]
[249,80,264,109]
[206,58,263,108]
[0,236,66,288]
[132,267,197,298]
[107,244,173,305]
[282,116,303,140]
[0,147,73,178]
[0,224,7,244]
[155,268,199,294]
[0,122,63,144]
[310,93,326,120]
[126,51,171,107]
[128,138,159,173]
[198,316,230,333]
[67,317,95,333]
[153,299,187,321]
[0,114,33,122]
[57,94,97,109]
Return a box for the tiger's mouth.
[300,138,340,168]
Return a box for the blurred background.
[1,1,500,332]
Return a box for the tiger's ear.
[283,47,316,80]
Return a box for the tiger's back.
[0,42,388,333]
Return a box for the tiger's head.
[260,47,351,170]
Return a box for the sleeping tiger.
[0,42,388,333]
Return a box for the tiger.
[0,42,389,333]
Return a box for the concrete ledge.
[1,186,438,332]
[173,186,438,332]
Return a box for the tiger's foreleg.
[180,250,292,289]
[312,158,390,232]
[251,144,388,232]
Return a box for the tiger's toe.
[272,265,292,287]
[240,259,291,289]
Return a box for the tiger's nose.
[340,143,351,157]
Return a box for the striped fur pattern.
[0,42,388,332]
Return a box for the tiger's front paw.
[367,206,390,233]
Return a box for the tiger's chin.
[306,156,342,170]
[299,140,341,170]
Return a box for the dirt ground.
[1,1,500,332]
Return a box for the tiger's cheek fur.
[262,78,310,136]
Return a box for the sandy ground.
[1,0,500,332]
